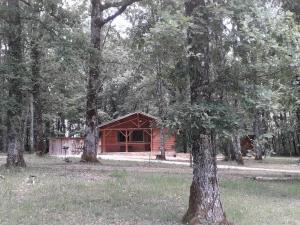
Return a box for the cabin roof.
[98,112,158,129]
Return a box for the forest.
[0,0,300,225]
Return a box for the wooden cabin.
[99,112,176,153]
[49,112,176,156]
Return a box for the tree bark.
[253,110,263,160]
[157,77,166,160]
[222,138,238,162]
[81,0,102,162]
[29,93,34,153]
[45,119,50,153]
[6,0,26,168]
[159,128,166,160]
[183,0,231,224]
[30,5,45,155]
[0,37,7,153]
[183,135,230,225]
[231,133,244,165]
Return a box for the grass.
[0,155,300,225]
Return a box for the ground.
[0,154,300,225]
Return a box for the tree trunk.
[31,21,45,155]
[6,0,26,168]
[159,128,166,160]
[253,110,263,160]
[82,0,141,162]
[222,138,238,161]
[183,0,230,224]
[157,77,166,160]
[0,38,4,152]
[183,135,229,225]
[29,94,34,153]
[222,139,230,161]
[81,0,103,162]
[231,133,244,165]
[45,119,50,153]
[296,109,300,154]
[0,112,6,152]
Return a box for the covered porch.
[98,112,175,153]
[99,112,157,153]
[101,128,153,152]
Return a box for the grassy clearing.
[0,155,300,225]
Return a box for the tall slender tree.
[30,0,45,155]
[82,0,142,162]
[183,0,231,224]
[0,5,7,153]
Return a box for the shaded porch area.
[101,128,153,153]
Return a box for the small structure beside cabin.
[49,137,84,156]
[49,112,176,156]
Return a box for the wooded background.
[0,0,299,159]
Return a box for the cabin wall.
[152,128,176,152]
[102,130,120,152]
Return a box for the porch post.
[151,128,153,152]
[102,130,105,153]
[126,129,128,152]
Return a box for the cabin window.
[117,131,126,142]
[131,130,144,142]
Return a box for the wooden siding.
[152,128,176,152]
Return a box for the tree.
[30,0,45,155]
[0,0,8,153]
[231,0,300,158]
[5,0,26,167]
[82,0,142,162]
[281,0,300,156]
[182,0,231,224]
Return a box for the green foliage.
[0,0,299,156]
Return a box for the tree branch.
[100,0,142,25]
[102,0,142,11]
[20,0,31,7]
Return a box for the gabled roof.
[98,112,158,129]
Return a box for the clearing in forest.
[0,155,300,225]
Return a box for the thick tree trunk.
[184,0,230,224]
[6,0,26,168]
[81,0,102,162]
[183,134,229,225]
